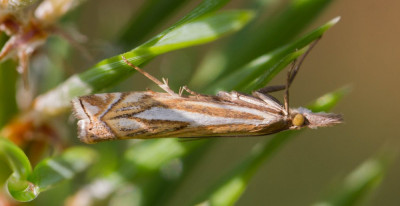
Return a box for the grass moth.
[72,40,342,144]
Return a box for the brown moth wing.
[72,91,291,143]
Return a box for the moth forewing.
[71,91,296,144]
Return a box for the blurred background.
[1,0,400,205]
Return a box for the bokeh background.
[2,0,400,205]
[74,0,400,205]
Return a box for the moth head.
[71,97,115,144]
[290,107,343,129]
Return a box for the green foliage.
[0,0,394,205]
[0,138,32,188]
[0,138,96,201]
[118,0,192,48]
[0,60,18,128]
[0,34,18,128]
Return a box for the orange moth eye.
[292,113,305,126]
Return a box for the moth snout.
[290,107,343,129]
[303,112,343,129]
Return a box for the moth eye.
[292,113,305,126]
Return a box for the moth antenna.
[287,37,321,85]
[284,59,297,115]
[121,56,178,96]
[284,37,322,115]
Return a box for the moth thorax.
[292,113,305,127]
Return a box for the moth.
[72,40,342,144]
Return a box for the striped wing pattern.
[73,91,289,143]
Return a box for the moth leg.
[252,91,285,113]
[181,85,203,96]
[216,91,240,101]
[178,86,184,96]
[254,84,287,115]
[121,56,179,97]
[178,86,192,96]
